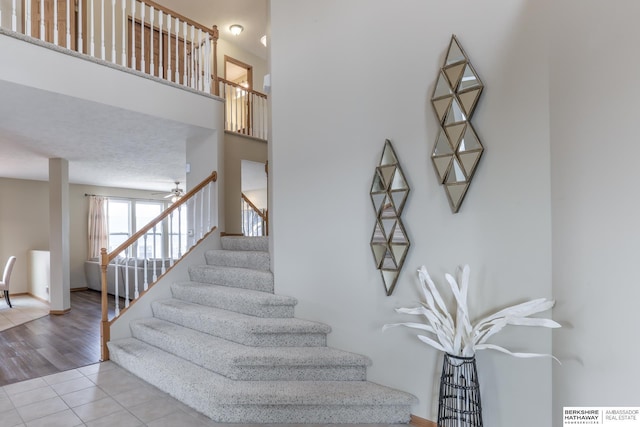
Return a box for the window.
[107,199,166,258]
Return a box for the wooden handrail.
[219,78,268,99]
[241,193,267,222]
[105,171,217,264]
[139,0,219,38]
[100,170,217,360]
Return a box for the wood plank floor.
[0,290,103,386]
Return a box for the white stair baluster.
[25,0,31,36]
[204,32,211,93]
[124,258,130,308]
[89,0,95,56]
[143,234,148,291]
[100,0,105,59]
[65,0,70,48]
[166,14,171,81]
[77,0,82,52]
[177,205,182,257]
[190,25,195,88]
[130,0,136,70]
[152,225,157,281]
[182,21,187,85]
[158,10,163,78]
[11,0,17,32]
[139,2,145,72]
[174,17,179,83]
[133,255,139,300]
[39,0,44,40]
[53,0,58,45]
[197,29,203,90]
[111,0,115,62]
[169,211,174,266]
[149,6,154,76]
[120,0,126,64]
[114,257,120,316]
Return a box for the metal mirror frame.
[430,35,484,213]
[370,139,410,296]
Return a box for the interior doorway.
[224,55,253,89]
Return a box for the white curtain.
[88,196,108,259]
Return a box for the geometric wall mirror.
[370,139,410,296]
[430,35,484,213]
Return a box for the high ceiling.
[154,0,268,60]
[0,1,267,192]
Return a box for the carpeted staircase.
[108,236,417,423]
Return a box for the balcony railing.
[100,171,218,360]
[241,192,267,236]
[1,0,219,95]
[219,78,268,140]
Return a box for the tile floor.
[0,295,49,332]
[0,361,410,427]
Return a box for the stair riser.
[212,404,412,424]
[108,340,413,424]
[131,322,365,381]
[152,303,327,347]
[171,284,294,318]
[189,265,273,293]
[221,236,269,252]
[205,250,270,271]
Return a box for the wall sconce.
[229,24,244,36]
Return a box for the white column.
[49,158,71,314]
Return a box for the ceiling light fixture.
[229,24,244,36]
[260,35,267,47]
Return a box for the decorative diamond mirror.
[430,35,484,213]
[370,139,410,296]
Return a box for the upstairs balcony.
[0,0,267,141]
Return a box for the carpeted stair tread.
[205,249,270,271]
[108,338,416,423]
[171,281,296,318]
[189,264,273,292]
[130,318,370,381]
[221,236,269,252]
[152,298,330,347]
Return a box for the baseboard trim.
[49,308,71,315]
[27,293,50,304]
[410,414,437,427]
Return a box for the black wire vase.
[437,353,483,427]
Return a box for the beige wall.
[0,178,50,294]
[0,177,169,294]
[224,132,267,235]
[270,1,551,425]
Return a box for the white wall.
[270,1,551,425]
[550,1,640,425]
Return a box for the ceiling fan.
[154,182,184,201]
